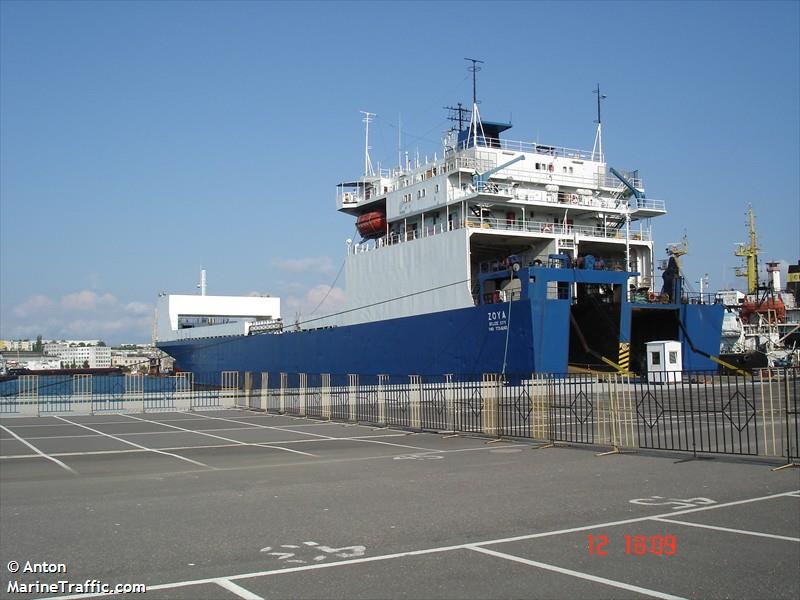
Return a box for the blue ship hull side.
[159,299,556,376]
[681,303,726,371]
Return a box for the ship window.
[569,167,574,174]
[669,351,678,364]
[535,163,540,170]
[563,166,568,173]
[651,351,661,366]
[422,188,426,198]
[546,281,569,300]
[435,184,440,193]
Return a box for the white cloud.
[61,291,117,311]
[272,256,337,275]
[5,291,154,344]
[12,294,54,318]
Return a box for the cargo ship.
[717,206,799,369]
[156,75,724,376]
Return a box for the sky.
[1,0,798,344]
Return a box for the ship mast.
[734,205,759,294]
[465,58,486,148]
[360,111,375,177]
[591,84,606,162]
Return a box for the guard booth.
[646,340,682,383]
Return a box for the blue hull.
[160,300,539,376]
[158,293,724,376]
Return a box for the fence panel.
[548,374,595,444]
[356,375,381,424]
[384,375,411,428]
[190,372,223,410]
[420,375,450,431]
[451,378,483,433]
[786,370,799,461]
[328,374,351,421]
[498,375,534,438]
[92,375,124,412]
[40,376,73,413]
[306,373,323,418]
[633,371,759,456]
[283,373,301,416]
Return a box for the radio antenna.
[360,111,375,177]
[592,84,607,162]
[464,57,484,107]
[464,58,486,149]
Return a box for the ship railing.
[457,182,664,215]
[630,198,666,212]
[347,217,651,257]
[465,217,652,242]
[457,137,598,161]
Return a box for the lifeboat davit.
[356,211,387,239]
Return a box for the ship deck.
[1,409,798,600]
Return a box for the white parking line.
[467,546,686,600]
[0,424,77,475]
[40,489,800,600]
[54,416,211,469]
[123,414,317,458]
[188,411,440,453]
[214,578,263,600]
[651,517,800,542]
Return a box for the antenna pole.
[360,111,376,177]
[397,113,402,172]
[592,84,607,162]
[465,57,484,107]
[464,58,485,148]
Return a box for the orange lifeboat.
[356,211,387,239]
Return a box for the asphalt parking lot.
[1,409,798,599]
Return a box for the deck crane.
[609,167,645,202]
[472,155,526,191]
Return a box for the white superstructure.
[155,294,280,342]
[335,99,664,326]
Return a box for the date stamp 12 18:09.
[587,534,677,556]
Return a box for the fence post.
[409,375,422,430]
[242,372,253,409]
[444,374,454,432]
[299,373,307,417]
[18,375,39,417]
[348,374,358,421]
[220,371,238,409]
[126,373,144,414]
[481,373,499,437]
[260,373,268,411]
[321,374,331,420]
[377,374,387,426]
[175,372,193,412]
[279,373,287,413]
[71,374,92,416]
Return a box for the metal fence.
[1,368,798,463]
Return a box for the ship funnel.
[766,261,781,291]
